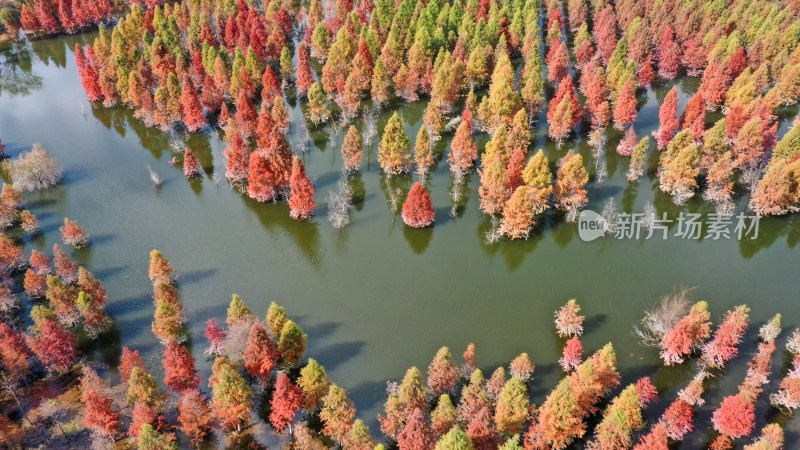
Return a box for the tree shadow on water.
[403,224,433,254]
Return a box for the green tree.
[378,113,412,174]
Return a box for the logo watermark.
[578,209,760,242]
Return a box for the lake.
[1,34,799,446]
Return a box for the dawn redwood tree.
[613,79,637,131]
[527,344,620,449]
[379,113,411,174]
[617,126,638,156]
[500,186,534,239]
[183,148,201,178]
[210,357,253,432]
[203,318,226,357]
[449,111,479,175]
[431,394,457,436]
[28,318,78,374]
[750,159,800,216]
[119,347,145,383]
[223,126,249,182]
[0,323,31,380]
[495,376,529,434]
[559,336,583,371]
[554,150,589,220]
[478,155,509,215]
[298,358,332,410]
[555,299,585,337]
[271,372,303,434]
[278,320,307,367]
[628,136,650,181]
[177,389,214,447]
[546,41,569,84]
[398,408,435,450]
[289,156,316,220]
[148,250,176,286]
[658,130,701,204]
[712,393,755,439]
[20,210,40,235]
[60,218,88,248]
[247,151,279,202]
[320,385,356,445]
[467,406,501,449]
[701,305,750,369]
[655,87,679,150]
[152,298,183,343]
[547,76,581,143]
[296,44,315,97]
[342,126,363,173]
[592,382,651,449]
[226,294,253,325]
[402,183,435,228]
[75,45,103,102]
[242,322,278,384]
[163,339,200,393]
[509,353,535,382]
[414,127,434,179]
[266,301,287,338]
[457,369,490,424]
[180,76,207,132]
[700,62,732,109]
[659,301,712,365]
[83,388,120,436]
[427,347,459,396]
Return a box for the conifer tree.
[163,339,200,393]
[298,358,332,410]
[554,150,588,220]
[180,75,207,132]
[402,182,435,228]
[288,156,316,220]
[210,357,253,431]
[306,82,331,125]
[223,125,249,182]
[278,319,307,367]
[655,87,679,150]
[500,186,534,239]
[613,79,637,131]
[242,322,278,384]
[271,372,303,433]
[378,113,412,174]
[414,127,434,179]
[342,126,363,173]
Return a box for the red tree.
[234,89,258,139]
[0,323,31,379]
[466,406,502,450]
[617,126,638,156]
[613,79,637,131]
[402,182,435,228]
[178,389,214,447]
[247,151,277,202]
[28,318,78,374]
[128,402,156,438]
[183,148,201,178]
[163,339,200,393]
[712,394,755,439]
[559,336,583,371]
[120,347,145,383]
[223,127,249,182]
[397,408,435,450]
[661,398,694,440]
[546,41,569,84]
[243,322,278,384]
[180,76,207,132]
[83,388,120,436]
[700,62,731,107]
[655,87,679,150]
[270,372,303,433]
[30,250,51,275]
[75,45,103,102]
[659,301,712,365]
[296,44,315,97]
[288,156,316,220]
[204,318,226,357]
[701,305,749,369]
[60,218,88,248]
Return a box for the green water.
[2,35,800,447]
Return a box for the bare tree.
[40,399,72,446]
[327,175,353,229]
[0,373,32,427]
[147,164,163,188]
[633,287,694,347]
[641,201,656,231]
[8,144,63,192]
[484,215,502,245]
[601,197,620,235]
